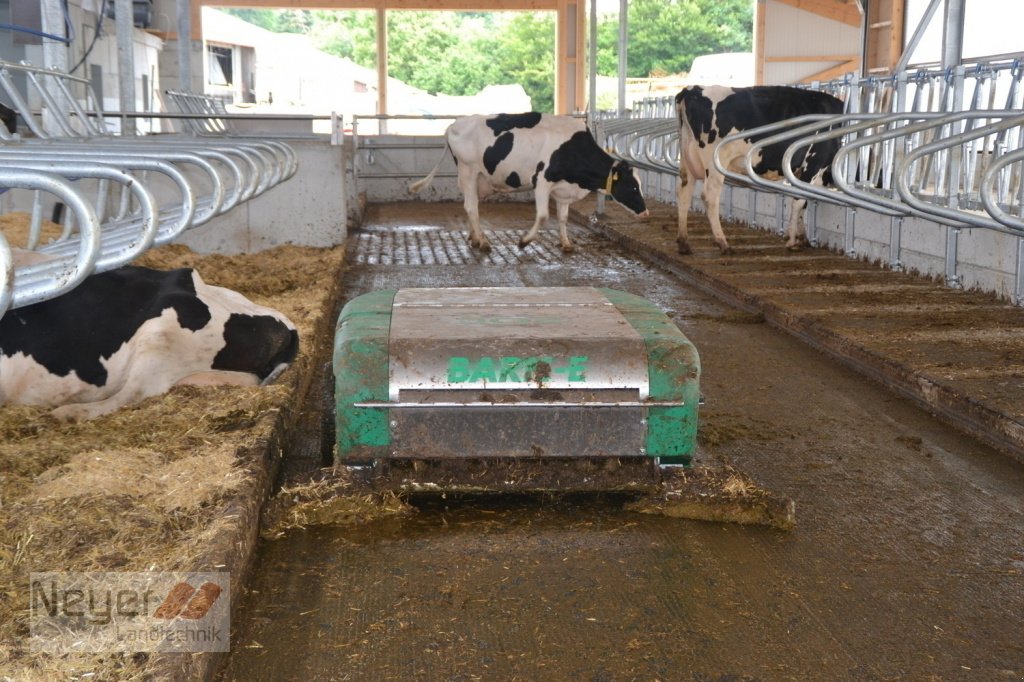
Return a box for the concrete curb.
[577,208,1024,465]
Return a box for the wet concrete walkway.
[222,202,1024,681]
[577,197,1024,463]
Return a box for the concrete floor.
[221,202,1024,681]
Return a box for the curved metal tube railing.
[896,113,1024,234]
[981,147,1024,231]
[0,59,300,318]
[0,167,101,309]
[593,58,1024,301]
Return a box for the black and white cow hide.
[411,112,649,252]
[0,265,298,420]
[675,85,845,254]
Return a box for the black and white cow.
[0,102,16,135]
[676,85,845,254]
[0,265,298,420]
[411,112,649,252]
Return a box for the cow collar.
[604,166,616,194]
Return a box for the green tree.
[222,2,751,112]
[222,8,316,34]
[311,11,377,65]
[597,0,752,77]
[491,13,555,113]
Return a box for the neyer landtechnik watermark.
[29,572,230,653]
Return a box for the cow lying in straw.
[0,264,298,420]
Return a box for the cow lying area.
[0,213,345,680]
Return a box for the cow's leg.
[676,170,695,254]
[519,186,550,249]
[555,200,574,252]
[49,375,155,421]
[785,197,810,250]
[702,171,732,254]
[460,167,490,252]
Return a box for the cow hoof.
[717,245,734,255]
[517,239,531,250]
[786,243,804,252]
[560,244,576,254]
[676,239,692,255]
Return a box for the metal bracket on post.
[844,207,857,257]
[595,123,607,215]
[331,112,344,146]
[775,194,785,236]
[889,216,904,271]
[748,189,757,228]
[806,200,818,247]
[724,184,733,222]
[1015,236,1024,306]
[945,225,963,289]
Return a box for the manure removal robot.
[332,286,792,527]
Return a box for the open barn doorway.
[203,7,556,130]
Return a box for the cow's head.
[606,160,649,217]
[213,309,299,386]
[191,275,300,386]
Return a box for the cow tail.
[408,139,451,194]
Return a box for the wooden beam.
[765,54,858,63]
[193,0,560,43]
[376,8,386,122]
[197,0,559,10]
[771,0,861,27]
[799,58,859,83]
[755,0,766,85]
[889,0,905,71]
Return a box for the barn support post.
[616,0,627,115]
[806,200,817,246]
[775,194,785,235]
[888,216,903,270]
[944,225,962,288]
[940,0,967,69]
[177,0,193,92]
[376,8,387,133]
[587,0,597,117]
[40,0,67,135]
[1015,237,1024,305]
[844,207,857,257]
[40,0,67,72]
[595,116,606,214]
[748,189,757,227]
[556,0,585,114]
[724,185,734,222]
[115,0,137,134]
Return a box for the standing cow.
[0,265,298,420]
[676,85,845,254]
[410,112,649,252]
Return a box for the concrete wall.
[178,138,348,254]
[352,134,541,207]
